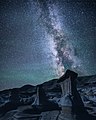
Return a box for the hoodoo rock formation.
[57,70,95,120]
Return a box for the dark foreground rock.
[0,74,96,119]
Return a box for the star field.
[0,0,96,90]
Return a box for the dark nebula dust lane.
[36,0,96,75]
[0,0,96,90]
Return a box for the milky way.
[0,0,96,90]
[37,0,88,75]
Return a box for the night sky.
[0,0,96,90]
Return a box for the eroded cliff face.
[0,75,96,120]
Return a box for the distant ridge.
[0,74,96,93]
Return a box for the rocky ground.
[0,103,61,120]
[0,75,96,120]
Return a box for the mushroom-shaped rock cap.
[57,69,78,83]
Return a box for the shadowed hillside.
[0,75,96,120]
